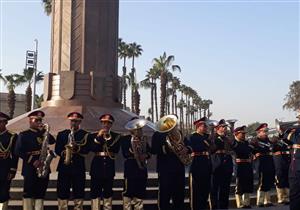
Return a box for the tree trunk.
[174,94,178,116]
[134,88,140,116]
[7,90,16,118]
[160,72,167,118]
[122,65,127,109]
[131,67,136,113]
[180,107,183,131]
[150,80,154,121]
[154,82,159,121]
[25,85,32,112]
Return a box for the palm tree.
[177,99,186,131]
[140,76,154,121]
[134,84,141,116]
[171,76,180,116]
[147,67,160,121]
[118,38,130,109]
[128,42,143,112]
[128,72,141,115]
[202,99,213,118]
[153,52,181,118]
[147,108,153,121]
[1,74,24,118]
[19,68,44,112]
[35,94,44,108]
[42,0,52,16]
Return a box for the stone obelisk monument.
[8,0,155,171]
[44,0,120,108]
[8,0,153,134]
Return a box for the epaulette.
[7,130,16,135]
[21,129,31,133]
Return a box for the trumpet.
[275,119,299,133]
[97,128,112,141]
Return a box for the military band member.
[272,129,291,205]
[55,112,89,210]
[186,117,211,210]
[287,113,300,210]
[210,119,233,210]
[251,123,275,207]
[231,126,253,208]
[121,117,151,210]
[88,114,121,210]
[14,111,55,210]
[0,112,18,210]
[151,115,192,210]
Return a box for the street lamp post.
[31,39,38,110]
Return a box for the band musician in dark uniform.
[186,117,211,210]
[88,114,121,210]
[55,112,89,210]
[287,113,300,210]
[15,111,55,210]
[231,126,253,208]
[251,123,275,207]
[272,126,292,205]
[0,112,18,210]
[121,117,151,210]
[210,119,233,210]
[151,114,192,210]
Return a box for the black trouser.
[289,151,300,210]
[235,163,253,194]
[0,180,11,202]
[123,178,147,199]
[190,171,211,210]
[211,165,232,209]
[90,177,114,199]
[23,174,49,199]
[274,155,290,188]
[57,171,85,199]
[158,171,185,210]
[257,156,275,192]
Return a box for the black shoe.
[242,205,251,208]
[284,201,290,205]
[264,203,274,207]
[258,204,264,207]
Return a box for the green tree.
[128,42,143,112]
[283,80,300,112]
[0,74,24,118]
[140,75,154,121]
[246,122,261,138]
[42,0,52,16]
[118,38,130,109]
[153,52,181,117]
[19,68,44,112]
[35,94,44,108]
[171,76,181,116]
[177,99,186,131]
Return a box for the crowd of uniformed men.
[0,110,300,210]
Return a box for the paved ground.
[229,206,289,210]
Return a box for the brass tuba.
[156,115,193,165]
[37,123,56,178]
[125,118,148,169]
